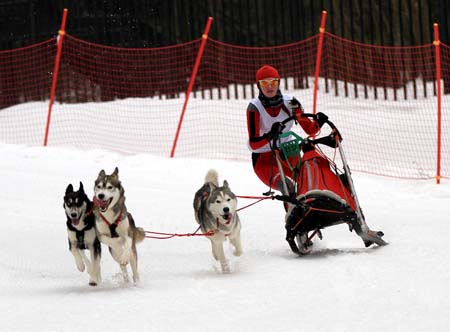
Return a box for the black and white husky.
[193,169,242,273]
[64,182,101,286]
[93,167,145,283]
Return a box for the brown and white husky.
[93,167,145,283]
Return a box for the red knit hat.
[256,65,280,82]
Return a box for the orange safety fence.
[0,10,449,181]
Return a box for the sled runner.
[267,114,387,255]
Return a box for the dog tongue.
[72,219,80,226]
[223,213,233,224]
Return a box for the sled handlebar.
[270,113,342,149]
[278,113,341,135]
[300,113,342,140]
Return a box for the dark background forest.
[0,0,449,50]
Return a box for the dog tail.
[205,169,219,186]
[134,227,146,243]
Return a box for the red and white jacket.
[247,94,320,153]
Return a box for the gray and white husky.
[93,167,145,283]
[64,182,101,286]
[193,169,242,273]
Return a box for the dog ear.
[79,181,84,193]
[223,180,229,188]
[112,167,119,178]
[99,169,106,177]
[65,184,73,194]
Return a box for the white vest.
[248,94,296,153]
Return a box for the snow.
[1,141,450,332]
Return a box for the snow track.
[1,144,449,332]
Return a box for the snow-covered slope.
[1,143,449,332]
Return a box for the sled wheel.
[287,238,300,254]
[295,233,313,255]
[287,233,313,256]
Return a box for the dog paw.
[221,264,231,274]
[88,272,101,286]
[233,248,243,257]
[121,270,130,283]
[76,261,85,272]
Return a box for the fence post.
[433,23,442,184]
[313,10,327,114]
[170,17,214,158]
[43,8,68,146]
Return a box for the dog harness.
[67,209,95,249]
[97,208,124,238]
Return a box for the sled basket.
[279,131,303,159]
[286,190,357,234]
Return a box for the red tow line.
[144,226,214,239]
[236,195,272,212]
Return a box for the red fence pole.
[434,23,442,184]
[170,17,214,158]
[312,11,327,114]
[43,8,68,146]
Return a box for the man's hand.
[265,122,283,141]
[287,97,303,111]
[316,112,328,127]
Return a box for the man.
[246,64,326,193]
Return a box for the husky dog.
[64,182,101,286]
[193,169,242,273]
[93,167,145,283]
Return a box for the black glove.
[265,121,283,141]
[315,112,328,128]
[288,97,300,107]
[287,97,304,111]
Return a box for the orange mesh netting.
[0,32,449,179]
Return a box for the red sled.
[269,114,387,255]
